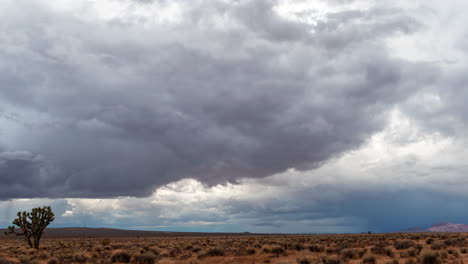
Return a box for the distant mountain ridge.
[397,223,468,233]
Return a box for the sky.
[0,0,467,233]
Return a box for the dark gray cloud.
[0,0,437,198]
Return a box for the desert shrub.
[293,243,305,251]
[145,246,160,256]
[235,247,256,256]
[202,248,224,257]
[323,255,340,264]
[361,254,376,264]
[111,251,132,263]
[405,259,416,264]
[184,245,193,251]
[430,241,446,250]
[370,244,386,255]
[415,244,423,252]
[358,249,368,258]
[386,259,399,264]
[296,256,314,264]
[36,252,49,260]
[370,244,393,257]
[341,248,357,259]
[191,247,201,253]
[253,243,262,249]
[0,258,19,264]
[18,256,39,264]
[384,247,394,257]
[419,249,440,264]
[132,253,156,264]
[72,253,88,263]
[407,248,419,257]
[271,246,286,256]
[296,256,318,264]
[426,238,434,245]
[101,239,111,246]
[308,244,324,253]
[246,248,257,255]
[46,258,58,264]
[395,240,415,250]
[180,253,192,260]
[461,247,468,254]
[168,248,181,257]
[444,237,464,246]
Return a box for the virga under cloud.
[1,0,468,232]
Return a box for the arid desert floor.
[1,233,467,264]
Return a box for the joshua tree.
[6,206,55,250]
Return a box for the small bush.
[395,240,415,250]
[296,256,314,264]
[293,243,305,251]
[101,239,111,246]
[246,248,257,255]
[361,254,376,264]
[341,248,357,259]
[430,241,445,250]
[323,255,341,264]
[208,248,224,256]
[308,244,324,253]
[0,258,19,264]
[46,258,58,264]
[72,253,88,263]
[444,237,464,246]
[132,253,156,264]
[407,248,418,257]
[235,247,256,256]
[271,246,286,256]
[419,249,440,264]
[358,249,368,258]
[111,251,132,263]
[461,247,468,254]
[199,247,224,258]
[384,247,394,257]
[386,259,399,264]
[370,244,387,255]
[191,247,201,253]
[37,252,49,260]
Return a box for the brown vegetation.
[1,232,468,264]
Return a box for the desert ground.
[0,232,467,264]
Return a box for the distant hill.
[0,227,257,239]
[397,223,468,233]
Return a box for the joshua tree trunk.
[5,206,55,251]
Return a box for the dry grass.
[1,233,468,264]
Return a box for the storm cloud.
[0,0,440,199]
